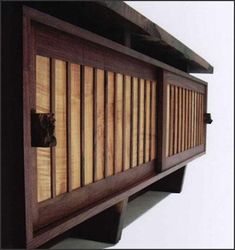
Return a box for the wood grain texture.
[54,59,67,196]
[114,73,123,174]
[173,86,178,155]
[123,75,131,170]
[95,69,105,181]
[131,77,138,167]
[138,79,145,164]
[145,80,151,162]
[169,85,174,156]
[36,55,51,202]
[185,89,189,151]
[105,72,115,177]
[178,87,182,153]
[165,84,170,157]
[83,66,94,185]
[150,81,157,160]
[188,90,191,149]
[70,63,81,190]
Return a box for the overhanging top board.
[21,1,213,74]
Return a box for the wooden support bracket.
[150,166,186,193]
[70,198,128,244]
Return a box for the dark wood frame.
[2,5,208,248]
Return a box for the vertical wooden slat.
[199,93,202,145]
[36,55,51,202]
[188,90,191,149]
[178,87,182,153]
[181,88,185,152]
[54,59,67,196]
[70,63,81,190]
[191,90,194,148]
[145,80,151,162]
[150,81,157,160]
[185,89,188,151]
[165,84,170,157]
[83,66,93,185]
[94,69,105,181]
[114,73,123,173]
[131,77,138,167]
[202,94,205,145]
[173,86,178,155]
[169,85,174,156]
[123,75,131,170]
[195,92,198,146]
[105,71,115,176]
[138,79,145,164]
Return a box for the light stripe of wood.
[178,87,182,153]
[123,75,131,170]
[70,63,81,190]
[169,85,175,156]
[165,84,170,157]
[131,77,138,167]
[95,69,105,181]
[83,66,93,185]
[138,79,145,164]
[194,92,197,147]
[181,88,185,152]
[145,80,151,162]
[202,94,205,145]
[185,89,188,151]
[105,72,114,176]
[36,55,51,202]
[151,81,157,160]
[114,73,123,173]
[196,92,199,146]
[200,94,203,144]
[191,91,195,148]
[173,86,178,155]
[54,59,67,196]
[188,90,191,149]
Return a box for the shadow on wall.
[50,191,170,249]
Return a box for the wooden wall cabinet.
[1,2,213,248]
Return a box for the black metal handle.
[31,113,57,147]
[204,113,213,124]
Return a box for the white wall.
[52,2,234,249]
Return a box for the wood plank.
[165,84,170,157]
[131,77,138,167]
[169,85,174,156]
[178,87,182,153]
[145,80,151,162]
[181,88,185,152]
[199,94,202,145]
[105,72,115,177]
[150,81,157,160]
[54,59,67,196]
[138,79,145,164]
[114,73,123,174]
[202,94,205,145]
[70,63,81,190]
[83,66,94,185]
[185,89,188,151]
[123,75,131,171]
[173,86,178,155]
[191,90,194,148]
[94,69,105,181]
[36,55,51,202]
[188,90,191,149]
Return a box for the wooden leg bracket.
[150,166,186,193]
[71,198,128,244]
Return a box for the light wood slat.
[145,80,151,162]
[54,59,67,196]
[178,87,182,153]
[83,66,94,185]
[105,71,115,176]
[165,84,170,157]
[150,81,157,160]
[169,85,175,156]
[185,89,188,151]
[131,77,138,167]
[196,92,199,146]
[138,79,145,164]
[114,73,123,173]
[191,90,194,148]
[70,63,81,190]
[193,91,197,147]
[94,69,105,181]
[199,94,202,145]
[36,55,51,202]
[181,88,185,152]
[188,90,192,149]
[173,86,178,155]
[123,75,131,170]
[202,94,205,145]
